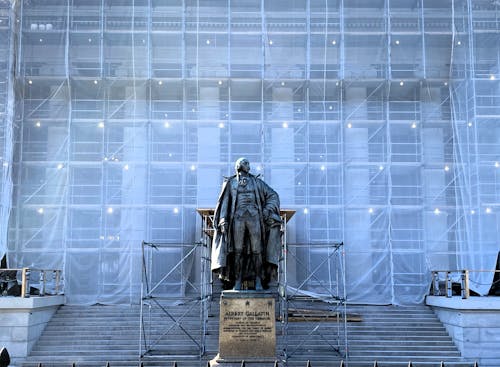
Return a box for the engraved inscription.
[219,295,276,358]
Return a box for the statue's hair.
[234,157,248,171]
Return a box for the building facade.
[0,0,499,305]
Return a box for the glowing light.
[495,162,499,168]
[444,165,450,171]
[368,208,374,214]
[335,82,339,86]
[164,113,168,117]
[297,182,302,185]
[331,40,337,45]
[329,105,333,110]
[347,123,352,128]
[399,81,404,86]
[256,165,262,171]
[39,38,43,42]
[28,80,33,85]
[457,40,461,46]
[206,39,210,45]
[93,80,98,85]
[218,122,225,128]
[88,38,92,43]
[190,165,196,171]
[395,40,400,45]
[99,236,105,240]
[98,122,105,128]
[489,75,496,80]
[281,82,285,86]
[107,207,113,214]
[164,121,170,128]
[434,208,441,215]
[57,163,63,170]
[218,80,223,85]
[486,207,492,214]
[2,162,8,168]
[173,207,179,214]
[269,40,273,45]
[468,122,473,127]
[123,164,129,171]
[303,208,309,214]
[320,165,326,171]
[411,122,417,129]
[158,80,163,85]
[444,82,448,86]
[35,121,41,127]
[379,165,384,171]
[297,108,302,112]
[282,122,288,128]
[37,208,44,214]
[470,209,475,215]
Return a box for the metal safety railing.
[0,268,63,298]
[430,270,500,299]
[11,360,481,367]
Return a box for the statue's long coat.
[211,173,281,283]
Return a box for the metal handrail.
[430,269,500,299]
[0,268,63,298]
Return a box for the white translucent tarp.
[1,0,499,305]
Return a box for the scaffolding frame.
[279,241,347,365]
[139,240,211,363]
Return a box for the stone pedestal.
[211,291,276,366]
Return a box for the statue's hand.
[263,208,270,220]
[220,223,228,234]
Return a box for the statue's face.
[235,158,250,173]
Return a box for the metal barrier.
[0,347,10,367]
[0,268,63,297]
[17,360,479,367]
[431,269,500,298]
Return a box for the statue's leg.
[248,218,264,291]
[232,219,245,290]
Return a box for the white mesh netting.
[0,0,499,305]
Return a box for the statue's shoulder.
[223,174,237,182]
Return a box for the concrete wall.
[427,296,500,366]
[0,296,64,365]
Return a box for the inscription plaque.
[218,292,276,359]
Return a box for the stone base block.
[217,291,276,361]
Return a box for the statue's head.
[234,157,250,173]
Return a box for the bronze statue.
[211,158,282,291]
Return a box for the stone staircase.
[21,300,473,367]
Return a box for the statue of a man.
[211,158,282,291]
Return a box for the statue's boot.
[255,276,263,291]
[233,279,242,291]
[233,252,243,291]
[253,253,264,291]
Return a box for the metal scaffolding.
[139,240,211,363]
[3,0,500,306]
[279,242,347,365]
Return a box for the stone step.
[23,301,466,367]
